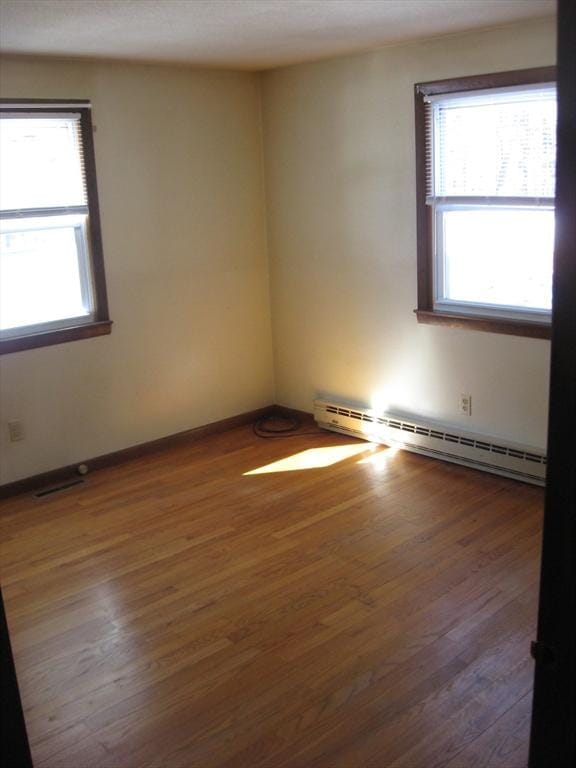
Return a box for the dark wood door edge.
[529,0,576,764]
[0,588,33,766]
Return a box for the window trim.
[414,67,557,339]
[0,99,112,354]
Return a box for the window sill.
[0,320,113,355]
[415,310,551,339]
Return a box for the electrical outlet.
[459,394,472,416]
[8,420,24,442]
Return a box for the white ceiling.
[0,0,555,71]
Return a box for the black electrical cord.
[252,411,320,439]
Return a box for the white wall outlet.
[459,394,472,416]
[8,420,24,442]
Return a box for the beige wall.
[0,56,275,483]
[261,17,555,449]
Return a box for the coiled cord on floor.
[253,411,320,439]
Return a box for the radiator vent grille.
[33,478,84,498]
[315,400,546,485]
[322,404,546,467]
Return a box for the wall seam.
[256,69,278,404]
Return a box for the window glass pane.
[0,115,86,210]
[435,91,556,197]
[0,215,92,331]
[441,208,554,310]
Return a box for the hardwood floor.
[0,424,543,767]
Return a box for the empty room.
[1,1,574,767]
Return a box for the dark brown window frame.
[414,67,557,340]
[0,99,112,355]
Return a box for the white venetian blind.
[429,85,557,199]
[0,113,87,212]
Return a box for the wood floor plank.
[442,691,533,768]
[0,424,543,767]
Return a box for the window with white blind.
[0,101,111,354]
[414,68,557,338]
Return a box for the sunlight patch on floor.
[357,444,400,468]
[244,443,375,475]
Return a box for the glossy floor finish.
[0,425,543,767]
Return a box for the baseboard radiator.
[314,399,546,486]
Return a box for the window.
[0,100,111,354]
[414,67,557,339]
